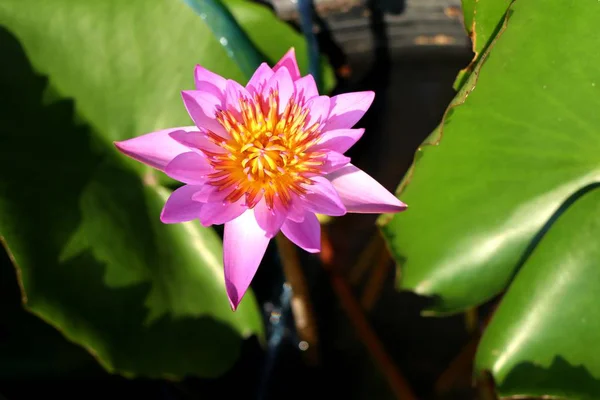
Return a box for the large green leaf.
[380,0,600,314]
[0,0,280,378]
[0,0,233,147]
[0,0,334,191]
[476,187,600,399]
[0,0,332,152]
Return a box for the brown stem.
[435,297,503,396]
[434,335,479,395]
[349,232,384,285]
[360,244,391,310]
[465,307,479,336]
[320,228,417,400]
[275,233,320,365]
[476,371,499,400]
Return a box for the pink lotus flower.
[115,49,406,310]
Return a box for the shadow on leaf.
[496,356,600,400]
[0,25,258,379]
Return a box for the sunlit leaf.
[476,187,600,399]
[380,0,600,314]
[0,0,295,378]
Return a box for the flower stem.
[433,336,479,396]
[320,228,417,400]
[435,299,501,396]
[257,279,292,400]
[349,232,384,285]
[360,242,391,310]
[475,371,499,400]
[182,0,263,79]
[464,307,479,335]
[275,233,320,365]
[297,0,321,89]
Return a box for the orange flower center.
[203,90,326,209]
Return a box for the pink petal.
[192,184,231,203]
[327,164,407,213]
[114,126,197,171]
[302,176,346,216]
[198,199,247,226]
[273,48,301,81]
[225,79,252,117]
[325,91,375,131]
[181,90,229,138]
[224,210,271,310]
[246,63,274,95]
[160,185,204,223]
[169,130,226,154]
[321,151,351,173]
[281,212,321,253]
[262,66,295,114]
[305,95,330,130]
[294,75,319,102]
[194,65,227,98]
[164,152,211,184]
[254,198,287,238]
[285,196,307,223]
[312,128,365,154]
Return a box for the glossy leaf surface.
[476,187,600,399]
[0,0,291,378]
[381,0,600,314]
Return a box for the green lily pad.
[476,187,600,399]
[380,0,600,314]
[0,0,279,378]
[0,0,333,153]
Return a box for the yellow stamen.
[208,89,325,209]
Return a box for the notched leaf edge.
[376,2,515,228]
